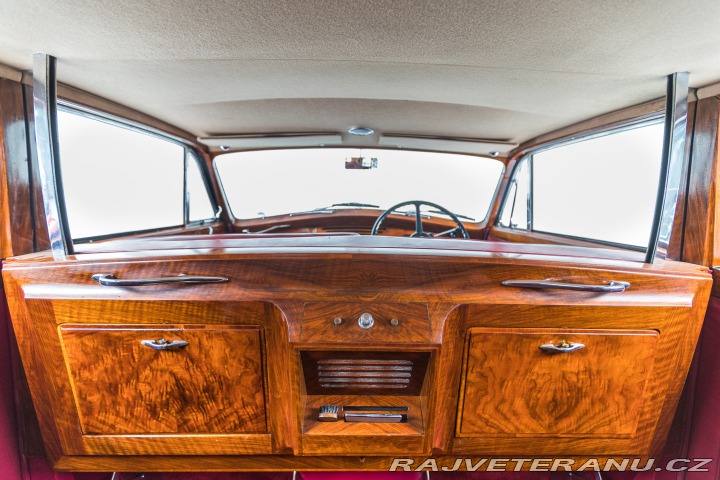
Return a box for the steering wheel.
[370,200,470,239]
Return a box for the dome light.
[348,127,375,136]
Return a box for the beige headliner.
[1,0,720,150]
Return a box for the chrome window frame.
[495,115,667,253]
[54,102,219,244]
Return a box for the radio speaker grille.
[302,351,429,395]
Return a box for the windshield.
[215,148,504,222]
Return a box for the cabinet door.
[458,328,658,438]
[60,325,266,435]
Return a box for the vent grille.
[317,359,413,389]
[302,351,429,395]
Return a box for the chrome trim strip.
[645,72,689,263]
[32,54,74,260]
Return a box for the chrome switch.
[358,312,375,329]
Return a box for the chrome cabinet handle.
[141,338,189,350]
[92,273,229,286]
[539,341,585,353]
[501,280,630,293]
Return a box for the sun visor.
[198,133,342,152]
[379,134,517,155]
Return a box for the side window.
[186,151,215,222]
[497,158,530,230]
[57,109,215,240]
[498,121,664,248]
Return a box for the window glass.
[58,110,185,239]
[531,122,664,247]
[215,148,504,222]
[187,152,215,222]
[498,158,530,230]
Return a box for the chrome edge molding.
[645,72,689,264]
[32,53,74,260]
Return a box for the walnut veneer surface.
[1,236,711,470]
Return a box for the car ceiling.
[1,0,720,147]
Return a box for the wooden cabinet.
[12,299,278,457]
[59,324,266,435]
[1,251,711,470]
[457,327,659,440]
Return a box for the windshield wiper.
[288,208,336,216]
[396,209,431,219]
[288,203,381,216]
[427,209,476,222]
[330,202,380,209]
[241,224,292,234]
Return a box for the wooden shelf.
[302,395,426,455]
[303,395,424,436]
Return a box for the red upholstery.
[76,474,293,480]
[684,293,720,479]
[299,473,422,480]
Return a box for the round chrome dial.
[358,312,375,329]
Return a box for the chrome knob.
[358,312,375,329]
[333,317,343,325]
[390,318,399,326]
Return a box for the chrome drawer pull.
[92,273,229,286]
[539,341,585,353]
[502,280,630,293]
[141,338,189,350]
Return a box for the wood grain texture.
[8,252,708,308]
[51,453,660,472]
[59,324,266,435]
[0,78,33,258]
[51,300,267,326]
[81,434,272,456]
[0,245,711,468]
[303,395,423,436]
[455,303,705,456]
[302,395,425,455]
[9,328,46,458]
[430,305,469,454]
[264,303,299,454]
[301,302,430,343]
[458,328,658,437]
[681,97,720,266]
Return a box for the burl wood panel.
[458,328,659,437]
[301,302,430,343]
[59,324,266,435]
[681,96,720,266]
[0,78,34,258]
[1,246,711,469]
